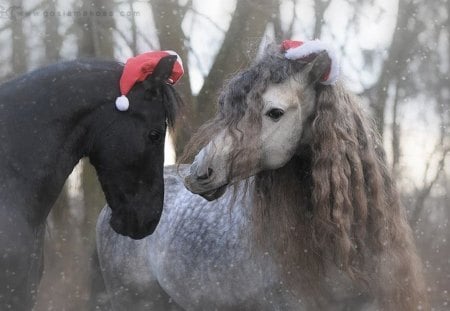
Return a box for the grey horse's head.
[183,43,331,200]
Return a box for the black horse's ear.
[147,55,177,84]
[307,51,332,85]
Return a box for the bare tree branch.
[188,7,227,33]
[369,0,424,138]
[151,0,193,157]
[411,147,449,225]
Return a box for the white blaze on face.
[260,76,315,170]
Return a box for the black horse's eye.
[148,130,163,144]
[265,108,285,121]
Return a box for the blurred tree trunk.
[34,181,73,311]
[80,159,106,235]
[43,0,61,63]
[368,0,423,138]
[75,0,115,58]
[81,161,107,311]
[152,0,277,157]
[10,0,27,75]
[151,0,194,157]
[127,0,138,55]
[195,0,276,127]
[391,81,401,177]
[272,2,283,40]
[312,0,332,38]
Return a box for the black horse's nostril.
[197,168,213,180]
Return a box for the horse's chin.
[108,209,160,239]
[198,184,228,201]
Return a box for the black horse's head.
[88,55,182,239]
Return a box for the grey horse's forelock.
[218,44,308,121]
[180,43,309,171]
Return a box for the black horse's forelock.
[160,83,183,130]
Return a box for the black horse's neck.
[0,60,122,226]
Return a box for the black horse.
[0,55,182,310]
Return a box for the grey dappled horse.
[97,44,428,310]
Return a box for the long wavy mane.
[253,82,428,309]
[182,44,428,310]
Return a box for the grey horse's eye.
[265,108,285,121]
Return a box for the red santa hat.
[281,39,339,85]
[115,50,184,111]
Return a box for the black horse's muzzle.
[109,207,162,239]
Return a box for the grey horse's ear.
[256,36,275,61]
[308,51,332,85]
[282,39,339,85]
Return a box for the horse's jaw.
[198,184,228,201]
[183,175,228,201]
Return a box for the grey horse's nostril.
[197,168,213,180]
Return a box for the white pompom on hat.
[281,39,340,85]
[115,50,184,111]
[115,95,129,111]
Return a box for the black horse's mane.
[158,81,183,130]
[0,59,122,89]
[0,59,182,129]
